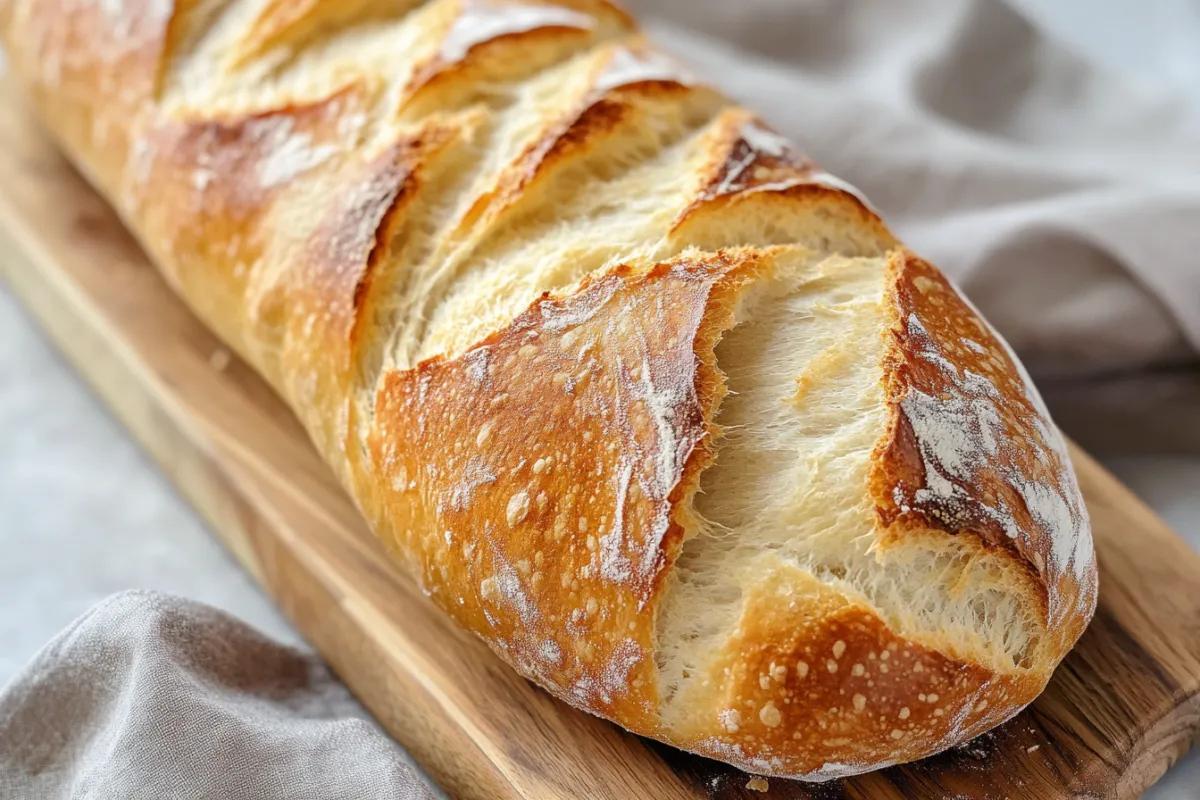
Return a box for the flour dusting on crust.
[679,113,879,225]
[440,1,596,64]
[900,314,1020,541]
[955,287,1095,592]
[594,45,696,94]
[806,171,876,212]
[258,132,336,188]
[887,257,1096,625]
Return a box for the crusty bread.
[1,0,1097,779]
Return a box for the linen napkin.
[0,591,437,800]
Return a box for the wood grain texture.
[2,79,1198,799]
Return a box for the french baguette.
[0,0,1097,780]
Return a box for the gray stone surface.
[0,286,297,685]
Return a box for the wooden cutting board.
[3,80,1199,800]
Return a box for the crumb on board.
[208,348,232,371]
[746,776,769,792]
[1027,744,1040,753]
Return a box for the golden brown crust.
[669,108,897,257]
[131,88,366,280]
[644,252,1097,779]
[2,0,1096,781]
[119,89,358,391]
[235,0,400,66]
[364,250,766,727]
[451,40,716,240]
[675,110,818,227]
[403,0,632,104]
[126,86,378,451]
[8,0,178,187]
[667,563,1016,779]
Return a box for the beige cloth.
[0,592,437,800]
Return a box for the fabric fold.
[0,591,438,800]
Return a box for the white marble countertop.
[2,284,1197,797]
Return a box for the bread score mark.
[367,250,766,725]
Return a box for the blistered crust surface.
[875,253,1097,636]
[672,564,1014,780]
[367,252,759,726]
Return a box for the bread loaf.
[1,0,1097,779]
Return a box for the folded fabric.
[0,591,438,800]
